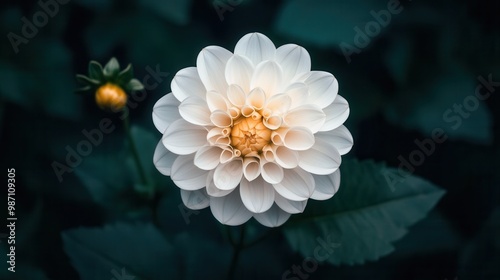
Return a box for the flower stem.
[122,108,149,186]
[226,224,246,280]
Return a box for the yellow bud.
[95,83,127,111]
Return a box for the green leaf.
[62,223,179,280]
[88,61,104,81]
[126,78,145,92]
[103,57,120,79]
[76,74,101,86]
[138,0,193,25]
[284,159,446,265]
[116,64,134,85]
[274,0,388,47]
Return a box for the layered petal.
[304,71,339,108]
[234,32,276,66]
[319,94,350,131]
[170,154,208,190]
[274,192,307,214]
[171,67,206,102]
[153,141,177,176]
[178,96,211,126]
[283,104,326,133]
[275,44,311,83]
[180,189,210,210]
[162,119,208,155]
[225,55,254,93]
[315,125,353,155]
[210,188,253,226]
[214,160,243,191]
[273,168,314,201]
[298,138,341,175]
[194,145,223,170]
[251,61,283,98]
[197,46,232,94]
[240,176,275,213]
[253,204,291,227]
[152,93,181,133]
[311,169,341,201]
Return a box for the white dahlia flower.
[153,33,353,227]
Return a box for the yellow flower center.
[95,83,127,111]
[230,113,271,156]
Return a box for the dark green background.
[0,0,499,279]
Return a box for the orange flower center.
[230,113,271,156]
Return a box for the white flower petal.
[171,154,208,190]
[319,94,350,131]
[274,146,299,169]
[315,125,353,155]
[298,138,341,175]
[206,170,234,197]
[178,96,211,126]
[234,32,276,66]
[304,71,339,108]
[214,160,243,191]
[273,168,314,201]
[274,192,307,214]
[153,141,177,176]
[243,157,261,181]
[263,115,282,130]
[272,127,315,151]
[266,93,291,115]
[210,110,233,128]
[284,82,309,109]
[225,55,254,92]
[206,90,229,112]
[247,87,267,110]
[194,145,222,170]
[210,188,252,226]
[171,67,206,102]
[240,176,275,213]
[251,61,283,98]
[284,104,326,133]
[311,169,341,201]
[227,84,247,107]
[162,119,208,155]
[275,44,311,83]
[180,189,210,210]
[253,204,291,227]
[197,46,232,95]
[261,160,284,184]
[152,93,181,133]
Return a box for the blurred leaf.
[284,159,446,265]
[126,78,144,92]
[88,61,104,81]
[385,66,493,145]
[274,0,388,47]
[139,0,193,25]
[116,64,133,85]
[173,232,230,280]
[103,57,120,79]
[74,152,139,215]
[62,223,179,280]
[76,74,100,86]
[458,208,500,279]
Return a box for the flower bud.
[95,83,127,111]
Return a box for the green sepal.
[116,64,134,86]
[103,57,120,79]
[88,61,104,81]
[125,78,145,92]
[75,85,93,93]
[76,74,101,86]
